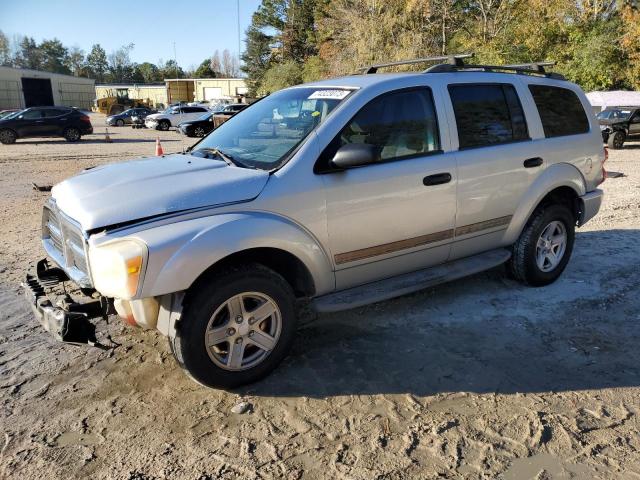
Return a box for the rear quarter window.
[528,85,590,137]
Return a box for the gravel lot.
[1,114,639,479]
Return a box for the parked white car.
[145,105,209,130]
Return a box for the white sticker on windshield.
[308,89,350,100]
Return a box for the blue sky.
[0,0,263,69]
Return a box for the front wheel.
[0,129,16,144]
[508,204,575,286]
[158,120,170,131]
[607,130,625,149]
[194,126,205,137]
[172,264,297,389]
[116,119,124,127]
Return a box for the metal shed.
[0,66,95,110]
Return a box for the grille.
[42,202,89,277]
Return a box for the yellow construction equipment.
[93,88,152,115]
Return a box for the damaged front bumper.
[22,259,113,346]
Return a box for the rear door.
[41,108,72,135]
[183,107,208,122]
[445,81,542,259]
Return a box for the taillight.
[80,115,91,123]
[599,146,608,185]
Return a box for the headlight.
[88,239,147,299]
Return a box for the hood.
[145,113,163,121]
[53,154,269,231]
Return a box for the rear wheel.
[63,127,81,142]
[172,264,297,389]
[508,204,575,286]
[607,130,625,149]
[194,126,205,137]
[158,120,170,131]
[0,129,16,145]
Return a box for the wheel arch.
[504,163,586,244]
[188,247,316,299]
[136,212,335,299]
[0,127,18,140]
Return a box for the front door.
[15,108,48,137]
[319,87,457,290]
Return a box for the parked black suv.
[597,107,640,149]
[0,106,94,144]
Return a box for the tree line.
[0,31,240,83]
[241,0,640,96]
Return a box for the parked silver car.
[25,55,605,389]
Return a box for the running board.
[312,248,511,313]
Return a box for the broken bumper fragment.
[23,259,112,345]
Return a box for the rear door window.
[528,85,589,137]
[448,84,529,149]
[43,108,69,117]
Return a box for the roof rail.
[358,54,474,74]
[425,60,566,80]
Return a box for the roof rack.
[358,54,473,74]
[425,60,566,80]
[358,53,565,80]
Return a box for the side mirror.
[331,143,380,169]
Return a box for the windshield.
[192,87,352,170]
[197,112,212,121]
[3,109,24,120]
[597,109,632,120]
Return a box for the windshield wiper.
[193,147,254,169]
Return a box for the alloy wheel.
[535,220,567,272]
[204,292,282,371]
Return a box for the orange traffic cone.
[104,127,112,143]
[155,136,164,156]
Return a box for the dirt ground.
[0,113,639,479]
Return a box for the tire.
[63,127,81,142]
[158,120,170,131]
[508,204,575,286]
[172,264,297,389]
[194,126,205,137]
[116,119,124,127]
[607,130,625,149]
[0,129,16,145]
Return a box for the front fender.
[127,212,334,298]
[503,162,586,244]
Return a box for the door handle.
[523,157,543,168]
[423,172,452,186]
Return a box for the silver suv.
[25,56,605,388]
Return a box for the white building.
[0,66,95,110]
[586,91,640,114]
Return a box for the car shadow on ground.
[243,229,640,398]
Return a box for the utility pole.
[237,0,241,66]
[173,42,178,78]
